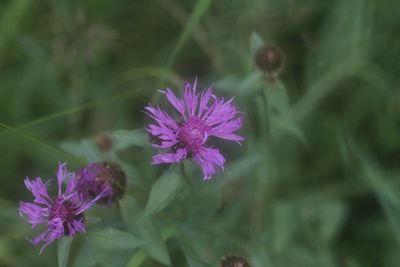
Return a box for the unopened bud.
[220,255,250,267]
[95,133,113,151]
[255,45,284,82]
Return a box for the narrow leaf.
[136,217,171,265]
[112,129,148,150]
[144,170,184,217]
[125,249,147,267]
[250,31,265,56]
[58,236,73,267]
[264,82,305,142]
[182,246,211,267]
[72,241,106,267]
[85,228,143,250]
[81,139,102,162]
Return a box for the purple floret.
[75,162,127,205]
[18,162,100,253]
[145,79,244,179]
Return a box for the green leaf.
[60,140,85,157]
[250,31,265,56]
[119,196,141,231]
[307,0,372,78]
[85,228,143,250]
[120,197,174,266]
[182,246,211,267]
[112,129,148,150]
[72,241,107,267]
[80,139,102,162]
[60,138,102,162]
[136,217,170,265]
[99,251,133,267]
[144,170,184,217]
[222,151,263,182]
[58,236,73,267]
[215,72,263,95]
[264,82,305,142]
[272,201,297,251]
[357,154,400,246]
[125,249,147,267]
[316,201,347,243]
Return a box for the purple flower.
[19,163,100,253]
[145,79,244,179]
[75,162,127,205]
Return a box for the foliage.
[1,0,400,266]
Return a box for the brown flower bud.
[95,133,113,151]
[220,255,250,267]
[255,45,283,74]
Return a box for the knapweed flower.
[75,162,126,205]
[145,79,244,179]
[19,162,100,253]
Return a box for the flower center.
[48,197,83,235]
[177,117,207,152]
[49,197,79,222]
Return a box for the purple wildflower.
[18,163,99,253]
[75,162,127,205]
[145,79,244,180]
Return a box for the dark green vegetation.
[1,0,400,266]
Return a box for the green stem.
[180,162,194,188]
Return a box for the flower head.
[145,79,244,179]
[75,162,126,205]
[18,162,99,253]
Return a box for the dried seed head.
[255,45,283,74]
[220,255,250,267]
[95,133,113,151]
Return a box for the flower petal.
[183,80,199,117]
[151,148,187,164]
[19,202,48,227]
[145,104,179,130]
[66,219,86,236]
[159,88,185,116]
[193,147,225,180]
[147,124,179,149]
[24,178,51,206]
[204,97,238,126]
[197,86,214,118]
[208,116,244,142]
[56,162,73,195]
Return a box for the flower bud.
[95,133,113,151]
[220,255,250,267]
[255,45,283,79]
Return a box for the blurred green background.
[1,0,400,266]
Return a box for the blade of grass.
[0,85,150,137]
[156,0,219,69]
[0,122,82,164]
[165,0,212,68]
